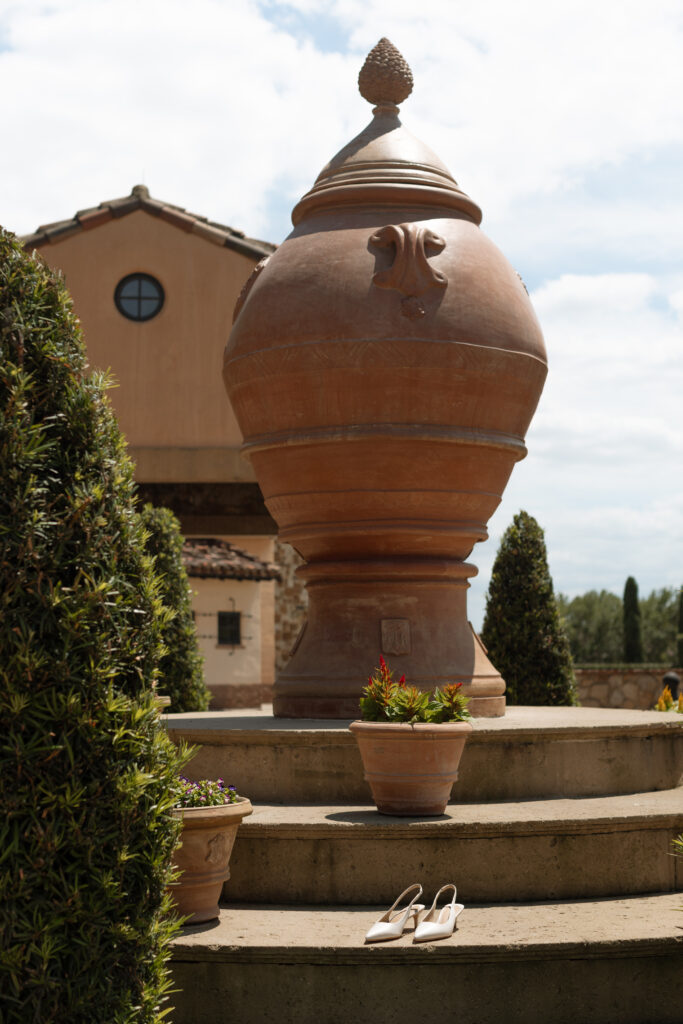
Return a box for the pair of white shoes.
[365,883,463,944]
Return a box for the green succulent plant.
[384,685,431,722]
[359,657,471,724]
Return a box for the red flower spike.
[398,674,405,685]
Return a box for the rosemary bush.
[139,505,210,712]
[0,231,186,1023]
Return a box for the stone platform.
[172,894,683,1024]
[222,791,682,904]
[165,705,683,802]
[164,707,683,1024]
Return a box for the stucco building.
[181,538,281,708]
[22,185,285,706]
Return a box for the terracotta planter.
[224,40,547,718]
[169,797,252,924]
[349,719,473,815]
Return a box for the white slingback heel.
[413,884,463,943]
[364,884,425,943]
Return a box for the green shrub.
[623,576,643,662]
[0,231,186,1023]
[481,510,576,705]
[139,505,209,712]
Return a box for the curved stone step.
[223,791,683,904]
[170,892,683,1024]
[165,705,683,803]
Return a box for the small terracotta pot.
[349,720,472,816]
[169,797,253,924]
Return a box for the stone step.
[223,791,683,904]
[165,705,683,804]
[169,892,683,1024]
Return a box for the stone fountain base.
[273,559,506,718]
[166,705,683,1024]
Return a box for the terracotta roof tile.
[159,206,196,232]
[191,219,234,247]
[139,197,165,216]
[182,537,281,582]
[76,208,113,230]
[21,185,276,259]
[36,219,82,243]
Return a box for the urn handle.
[232,256,271,324]
[370,223,447,298]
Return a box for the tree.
[481,510,576,705]
[623,576,643,662]
[557,587,678,665]
[677,588,683,667]
[0,231,185,1022]
[640,588,678,664]
[556,590,623,663]
[140,505,210,712]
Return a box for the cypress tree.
[0,231,185,1022]
[481,510,576,705]
[140,505,210,712]
[623,576,643,662]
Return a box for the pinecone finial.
[358,38,413,109]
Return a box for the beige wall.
[188,535,276,704]
[35,210,257,480]
[36,211,278,696]
[190,575,262,695]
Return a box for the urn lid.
[291,38,482,227]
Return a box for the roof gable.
[21,185,275,260]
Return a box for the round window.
[114,273,164,322]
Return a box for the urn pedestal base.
[273,558,506,719]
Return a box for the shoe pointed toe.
[414,921,447,943]
[364,883,423,943]
[413,900,464,943]
[365,921,399,943]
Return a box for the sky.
[1,0,682,628]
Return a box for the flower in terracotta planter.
[350,657,473,816]
[169,778,253,925]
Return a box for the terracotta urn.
[169,797,252,924]
[224,39,547,719]
[349,720,473,816]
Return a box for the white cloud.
[467,268,683,627]
[0,0,362,238]
[2,0,681,630]
[4,0,683,250]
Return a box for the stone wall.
[575,667,678,710]
[274,539,308,671]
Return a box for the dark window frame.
[114,272,165,322]
[217,610,242,646]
